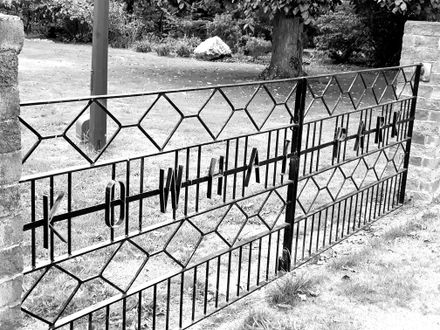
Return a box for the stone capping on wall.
[400,20,440,202]
[0,13,24,330]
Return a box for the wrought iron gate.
[19,65,421,329]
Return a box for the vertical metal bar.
[105,305,110,330]
[196,145,201,212]
[301,219,307,260]
[226,251,232,302]
[247,241,252,291]
[266,234,272,281]
[67,173,72,255]
[303,124,310,176]
[242,136,248,197]
[273,130,280,186]
[316,211,321,252]
[110,163,116,241]
[204,260,209,314]
[237,246,242,296]
[50,176,54,261]
[309,214,315,256]
[265,132,271,189]
[179,272,184,328]
[399,64,421,203]
[309,122,316,173]
[215,256,220,308]
[122,298,127,330]
[329,204,335,244]
[316,120,323,171]
[166,278,171,330]
[256,237,262,286]
[280,77,306,272]
[139,158,144,231]
[233,138,239,199]
[192,266,197,321]
[223,141,230,203]
[125,161,130,235]
[185,148,190,216]
[137,291,142,330]
[152,284,157,329]
[323,208,328,248]
[31,180,36,267]
[275,230,280,274]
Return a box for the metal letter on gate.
[105,180,126,228]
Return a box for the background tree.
[237,0,340,78]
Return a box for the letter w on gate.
[159,165,184,213]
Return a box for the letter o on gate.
[105,180,126,229]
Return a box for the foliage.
[237,0,341,25]
[242,36,272,58]
[375,0,440,19]
[155,43,172,56]
[169,18,210,39]
[175,42,192,57]
[315,5,373,64]
[133,39,153,53]
[352,0,406,66]
[206,13,242,52]
[108,2,148,48]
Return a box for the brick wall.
[0,14,24,330]
[400,21,440,202]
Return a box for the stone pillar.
[400,21,440,202]
[0,14,24,330]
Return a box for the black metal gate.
[19,65,421,329]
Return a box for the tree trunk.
[262,12,303,79]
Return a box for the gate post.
[399,64,422,204]
[279,78,307,272]
[0,14,24,329]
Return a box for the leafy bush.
[170,19,209,39]
[108,2,147,48]
[175,43,192,57]
[155,44,172,56]
[174,36,201,57]
[133,39,153,53]
[207,14,242,52]
[315,5,373,65]
[243,36,272,58]
[352,0,406,66]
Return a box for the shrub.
[315,4,373,65]
[352,0,406,66]
[243,36,272,58]
[155,44,172,56]
[174,36,201,57]
[175,43,192,57]
[171,19,209,39]
[207,14,242,52]
[108,2,147,48]
[133,39,153,53]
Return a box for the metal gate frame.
[19,64,421,329]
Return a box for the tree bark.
[262,12,303,79]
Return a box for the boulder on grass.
[194,36,232,60]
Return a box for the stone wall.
[0,14,24,330]
[400,21,440,202]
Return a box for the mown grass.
[224,206,440,330]
[266,273,324,307]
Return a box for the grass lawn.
[194,202,440,330]
[17,40,433,330]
